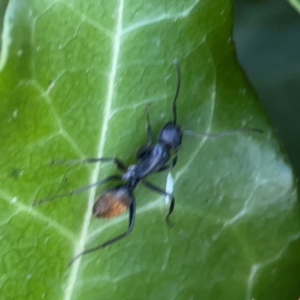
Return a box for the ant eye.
[93,186,132,218]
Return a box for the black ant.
[32,62,263,266]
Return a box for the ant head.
[158,121,182,150]
[93,185,133,218]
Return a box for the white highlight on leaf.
[161,247,171,271]
[165,172,174,204]
[46,81,56,94]
[0,0,16,71]
[11,196,17,203]
[64,1,125,299]
[12,109,18,118]
[122,0,199,35]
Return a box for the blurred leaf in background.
[289,0,300,13]
[235,0,300,176]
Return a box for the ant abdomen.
[93,186,132,218]
[158,122,182,150]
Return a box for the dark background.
[235,0,300,176]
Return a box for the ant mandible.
[33,62,263,266]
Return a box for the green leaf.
[1,0,300,300]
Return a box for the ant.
[32,62,263,266]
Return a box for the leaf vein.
[59,1,112,37]
[64,0,125,299]
[0,190,76,242]
[122,0,199,35]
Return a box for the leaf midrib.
[64,0,125,298]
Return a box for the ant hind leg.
[68,196,136,266]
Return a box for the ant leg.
[146,103,153,145]
[142,179,175,226]
[136,104,153,159]
[68,196,136,267]
[32,175,122,206]
[51,157,127,171]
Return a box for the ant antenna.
[184,127,263,138]
[172,60,181,125]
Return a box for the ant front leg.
[51,157,127,171]
[136,104,154,160]
[142,179,175,226]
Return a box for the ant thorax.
[122,165,137,181]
